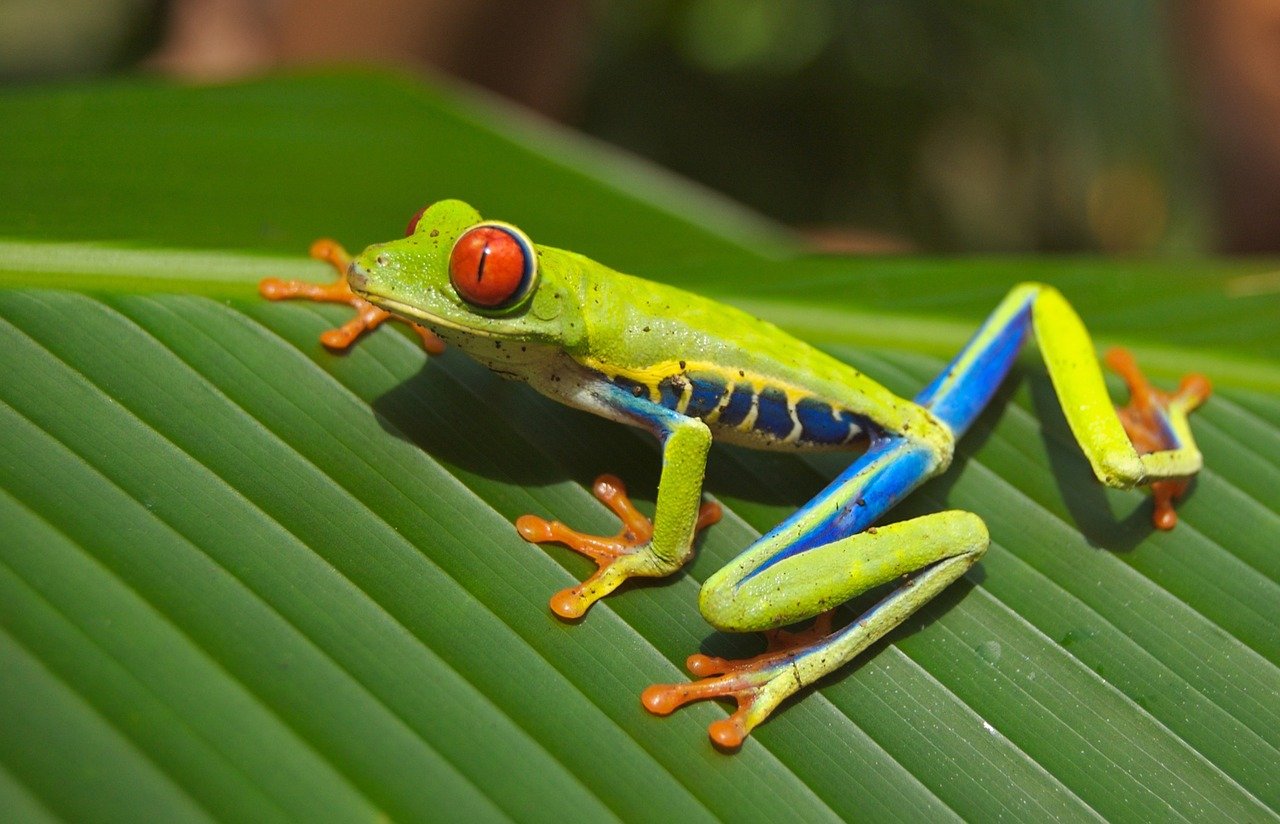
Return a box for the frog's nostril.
[375,254,389,267]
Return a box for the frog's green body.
[577,268,947,452]
[264,199,1209,748]
[356,204,948,454]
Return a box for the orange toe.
[517,474,720,618]
[1105,347,1210,529]
[259,238,445,354]
[643,612,837,748]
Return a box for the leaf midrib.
[2,239,1277,394]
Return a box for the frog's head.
[348,199,584,349]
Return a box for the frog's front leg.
[260,239,445,353]
[643,435,986,748]
[518,386,722,618]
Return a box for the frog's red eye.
[449,223,537,309]
[405,205,429,236]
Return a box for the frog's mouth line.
[359,290,500,340]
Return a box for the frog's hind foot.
[259,239,444,353]
[1105,348,1211,530]
[642,611,838,749]
[516,474,721,619]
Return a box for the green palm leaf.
[1,72,1276,822]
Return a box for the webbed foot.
[1105,347,1211,529]
[516,475,721,619]
[642,611,837,749]
[259,239,445,353]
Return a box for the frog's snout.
[346,262,368,293]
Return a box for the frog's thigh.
[700,510,989,633]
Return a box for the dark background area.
[4,0,1278,255]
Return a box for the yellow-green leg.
[517,397,721,619]
[645,282,1210,747]
[646,509,989,747]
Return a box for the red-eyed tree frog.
[260,200,1210,749]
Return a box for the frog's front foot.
[516,474,721,619]
[642,611,837,749]
[1105,348,1211,529]
[259,239,445,353]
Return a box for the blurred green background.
[4,0,1279,255]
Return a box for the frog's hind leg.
[645,436,988,748]
[917,282,1210,527]
[644,508,987,748]
[642,286,1043,748]
[645,283,1212,747]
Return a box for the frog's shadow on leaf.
[368,343,1166,559]
[367,354,571,487]
[369,347,821,509]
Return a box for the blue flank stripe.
[797,398,861,445]
[596,378,691,438]
[685,374,726,417]
[657,376,682,410]
[754,387,794,440]
[718,385,755,427]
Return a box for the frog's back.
[572,266,933,450]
